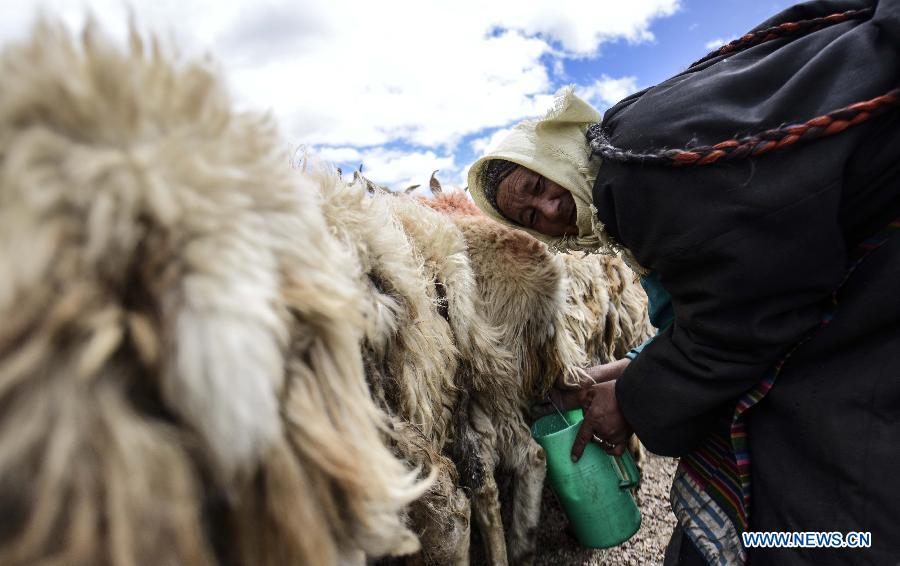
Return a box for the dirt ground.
[534,452,679,566]
[473,452,679,566]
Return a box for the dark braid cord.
[589,89,900,167]
[588,8,900,168]
[689,8,873,69]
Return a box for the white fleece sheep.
[427,190,654,565]
[0,18,657,566]
[0,21,425,566]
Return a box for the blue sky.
[313,0,799,191]
[419,0,799,192]
[568,0,796,87]
[5,0,798,192]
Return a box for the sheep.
[427,191,654,366]
[424,190,584,565]
[311,170,470,565]
[559,252,654,471]
[561,253,655,363]
[427,189,654,564]
[308,169,575,565]
[0,21,425,566]
[559,252,655,473]
[0,17,657,566]
[387,191,540,564]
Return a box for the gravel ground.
[473,452,678,565]
[533,452,679,566]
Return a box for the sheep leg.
[471,461,508,566]
[468,406,509,566]
[426,482,472,566]
[503,422,546,566]
[407,458,472,566]
[449,494,472,566]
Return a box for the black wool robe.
[593,0,900,563]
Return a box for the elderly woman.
[467,1,899,565]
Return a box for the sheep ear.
[429,170,442,194]
[404,184,420,194]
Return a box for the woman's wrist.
[583,358,631,384]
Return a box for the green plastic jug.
[531,408,641,548]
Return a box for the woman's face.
[495,165,578,237]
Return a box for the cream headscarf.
[467,86,648,275]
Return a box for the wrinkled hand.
[546,359,633,461]
[569,380,632,460]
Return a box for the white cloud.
[314,146,363,164]
[317,146,456,194]
[229,25,554,149]
[551,59,566,78]
[577,75,641,110]
[704,36,737,50]
[4,0,680,187]
[458,164,473,190]
[363,149,456,192]
[223,1,679,148]
[470,127,516,157]
[2,0,234,53]
[489,0,679,55]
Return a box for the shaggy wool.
[0,21,425,566]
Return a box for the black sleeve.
[752,0,900,49]
[616,181,847,456]
[750,0,874,32]
[596,0,900,456]
[874,0,900,43]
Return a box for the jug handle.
[612,451,641,490]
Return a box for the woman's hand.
[569,380,632,460]
[547,359,633,461]
[554,358,631,391]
